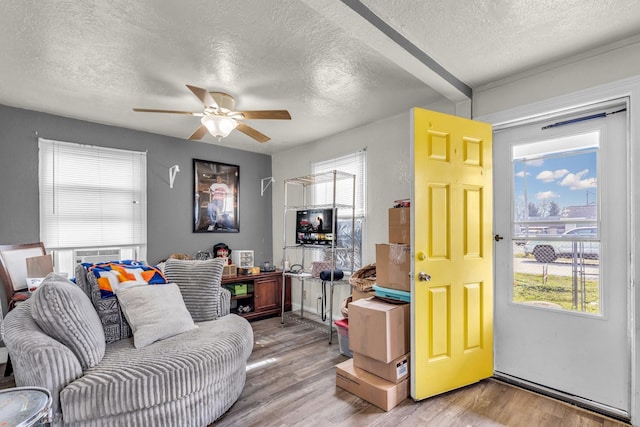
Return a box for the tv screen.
[296,208,334,245]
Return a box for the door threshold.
[493,372,630,424]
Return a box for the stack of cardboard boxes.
[349,206,411,301]
[336,298,410,411]
[336,207,411,411]
[376,207,410,293]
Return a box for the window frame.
[311,150,366,270]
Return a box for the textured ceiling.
[1,1,640,154]
[363,0,640,86]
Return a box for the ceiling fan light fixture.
[134,85,289,143]
[200,115,238,140]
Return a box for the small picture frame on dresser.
[231,250,254,268]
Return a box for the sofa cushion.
[164,258,224,321]
[30,273,106,370]
[59,314,254,423]
[116,282,197,348]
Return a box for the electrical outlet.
[303,290,307,299]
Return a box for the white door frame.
[477,75,640,425]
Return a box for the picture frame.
[193,159,239,233]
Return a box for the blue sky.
[513,149,597,217]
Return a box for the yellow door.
[412,108,493,399]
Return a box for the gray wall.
[0,104,273,268]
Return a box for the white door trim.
[476,75,640,425]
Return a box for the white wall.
[271,101,454,318]
[474,39,640,117]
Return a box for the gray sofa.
[2,258,253,427]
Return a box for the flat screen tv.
[296,208,334,245]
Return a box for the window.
[311,150,366,270]
[512,131,600,313]
[38,138,147,274]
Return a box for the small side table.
[0,387,52,427]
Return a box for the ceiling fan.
[133,84,291,143]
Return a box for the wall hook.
[169,165,180,189]
[261,177,275,196]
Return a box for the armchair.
[0,242,51,312]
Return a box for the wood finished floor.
[0,313,629,427]
[214,313,629,427]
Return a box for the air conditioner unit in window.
[74,248,122,265]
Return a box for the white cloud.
[527,159,544,167]
[536,169,569,183]
[536,191,559,200]
[515,171,529,177]
[559,169,597,190]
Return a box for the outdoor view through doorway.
[512,131,599,314]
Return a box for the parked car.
[523,227,599,263]
[514,226,549,246]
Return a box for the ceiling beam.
[302,0,471,103]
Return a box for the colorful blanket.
[83,260,167,298]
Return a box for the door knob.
[417,251,426,261]
[418,272,431,282]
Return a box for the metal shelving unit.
[280,170,356,343]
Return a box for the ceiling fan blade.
[133,108,201,115]
[238,110,291,120]
[236,122,270,143]
[188,125,209,141]
[186,84,218,109]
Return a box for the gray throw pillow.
[116,283,197,348]
[164,258,224,321]
[31,273,106,369]
[73,264,92,298]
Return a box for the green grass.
[513,272,600,313]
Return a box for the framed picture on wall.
[193,159,239,233]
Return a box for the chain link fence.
[512,239,600,313]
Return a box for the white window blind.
[311,150,366,216]
[38,138,147,250]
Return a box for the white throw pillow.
[116,283,197,348]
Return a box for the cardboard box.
[222,264,237,278]
[336,358,408,411]
[353,352,409,384]
[26,254,54,278]
[348,297,410,363]
[376,243,411,292]
[388,207,410,244]
[351,287,376,302]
